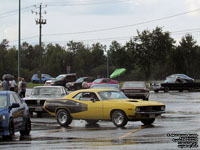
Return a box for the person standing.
[10,79,17,91]
[2,79,9,91]
[18,77,27,98]
[21,78,27,97]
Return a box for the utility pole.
[32,3,47,71]
[18,0,21,79]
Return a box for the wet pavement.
[0,91,199,150]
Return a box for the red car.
[121,81,150,100]
[88,78,118,88]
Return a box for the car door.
[9,94,21,131]
[72,92,103,119]
[12,93,25,129]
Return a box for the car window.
[10,94,16,105]
[98,91,128,100]
[13,93,23,104]
[73,92,99,101]
[32,88,62,97]
[0,95,8,108]
[123,82,145,88]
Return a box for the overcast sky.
[1,0,200,47]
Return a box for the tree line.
[1,27,200,82]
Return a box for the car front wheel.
[112,110,128,127]
[20,118,31,136]
[56,109,72,127]
[141,118,155,125]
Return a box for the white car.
[24,86,67,117]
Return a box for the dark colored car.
[151,74,199,92]
[121,81,150,100]
[24,86,67,117]
[45,73,77,87]
[0,91,31,138]
[66,77,95,91]
[90,84,120,91]
[31,74,53,83]
[88,78,119,88]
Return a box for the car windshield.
[164,77,176,83]
[0,95,8,108]
[43,74,51,78]
[123,82,145,88]
[56,75,65,80]
[75,78,84,83]
[31,88,62,97]
[98,91,128,100]
[93,79,102,83]
[91,84,119,90]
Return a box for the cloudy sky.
[1,0,200,47]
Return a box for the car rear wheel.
[56,109,72,127]
[20,118,31,136]
[112,110,128,127]
[141,118,155,125]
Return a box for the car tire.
[111,110,128,127]
[141,118,155,125]
[56,109,72,127]
[85,120,99,125]
[154,90,159,93]
[164,87,169,92]
[20,118,31,136]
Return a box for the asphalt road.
[0,91,199,150]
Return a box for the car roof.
[74,88,118,93]
[34,86,65,88]
[124,81,145,83]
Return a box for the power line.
[47,0,134,6]
[0,5,35,19]
[8,28,200,45]
[8,8,200,42]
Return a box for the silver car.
[24,86,67,117]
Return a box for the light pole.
[104,46,109,78]
[18,0,21,79]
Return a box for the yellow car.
[43,89,165,127]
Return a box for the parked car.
[66,77,95,91]
[43,89,165,127]
[87,78,118,88]
[90,84,120,90]
[0,91,31,138]
[151,74,199,92]
[24,86,67,117]
[121,81,150,100]
[31,74,54,83]
[44,73,77,87]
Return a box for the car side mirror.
[10,103,20,109]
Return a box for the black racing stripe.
[45,99,88,113]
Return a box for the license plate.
[149,114,155,118]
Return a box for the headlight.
[135,107,140,112]
[161,106,165,111]
[0,115,6,121]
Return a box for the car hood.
[121,87,147,90]
[46,79,57,83]
[108,99,164,106]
